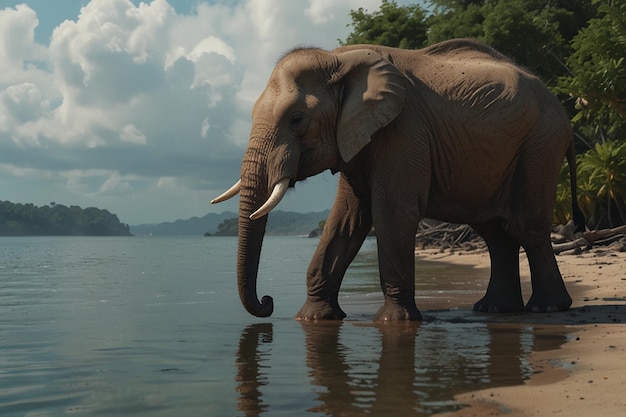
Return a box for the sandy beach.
[419,246,626,416]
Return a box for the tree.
[340,0,429,49]
[427,1,486,44]
[558,0,626,143]
[428,0,596,86]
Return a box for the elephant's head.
[212,47,408,317]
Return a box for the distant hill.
[266,209,330,236]
[131,212,237,236]
[0,201,131,236]
[131,209,331,236]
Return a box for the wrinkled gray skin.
[214,39,584,321]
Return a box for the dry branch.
[583,225,626,244]
[415,220,483,252]
[415,220,626,255]
[552,237,591,255]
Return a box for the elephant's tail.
[566,140,586,233]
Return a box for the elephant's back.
[421,39,513,63]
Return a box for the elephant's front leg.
[372,206,422,321]
[295,175,372,321]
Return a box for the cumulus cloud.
[0,4,47,79]
[119,124,146,145]
[0,0,393,223]
[98,173,134,195]
[2,83,49,123]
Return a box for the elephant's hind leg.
[523,240,572,312]
[516,123,571,312]
[472,222,525,313]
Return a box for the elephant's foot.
[295,298,346,321]
[525,290,572,313]
[473,293,525,313]
[374,298,422,322]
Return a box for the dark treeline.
[0,201,131,236]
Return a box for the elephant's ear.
[334,49,407,162]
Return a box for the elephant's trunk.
[236,133,300,317]
[212,177,274,317]
[237,202,274,317]
[237,159,275,316]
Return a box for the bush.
[555,140,626,228]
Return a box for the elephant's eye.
[289,112,309,133]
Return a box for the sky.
[0,0,421,225]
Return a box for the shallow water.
[0,236,572,416]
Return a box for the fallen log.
[593,234,626,247]
[583,225,626,244]
[553,237,591,255]
[552,226,626,254]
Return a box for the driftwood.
[552,225,626,255]
[416,220,626,255]
[583,225,626,244]
[552,237,591,255]
[415,220,483,252]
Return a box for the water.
[0,236,572,416]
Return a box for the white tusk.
[249,179,290,220]
[211,180,241,204]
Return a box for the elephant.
[212,38,585,321]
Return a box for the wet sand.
[420,247,626,416]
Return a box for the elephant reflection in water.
[235,323,273,417]
[304,322,421,415]
[234,322,568,416]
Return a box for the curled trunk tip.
[244,295,274,318]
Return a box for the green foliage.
[340,0,429,49]
[482,1,561,72]
[580,140,626,226]
[555,141,626,227]
[427,0,595,85]
[557,0,626,141]
[427,2,486,45]
[0,201,131,236]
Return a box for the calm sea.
[0,236,571,416]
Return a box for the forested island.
[0,201,131,236]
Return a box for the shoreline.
[418,247,626,416]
